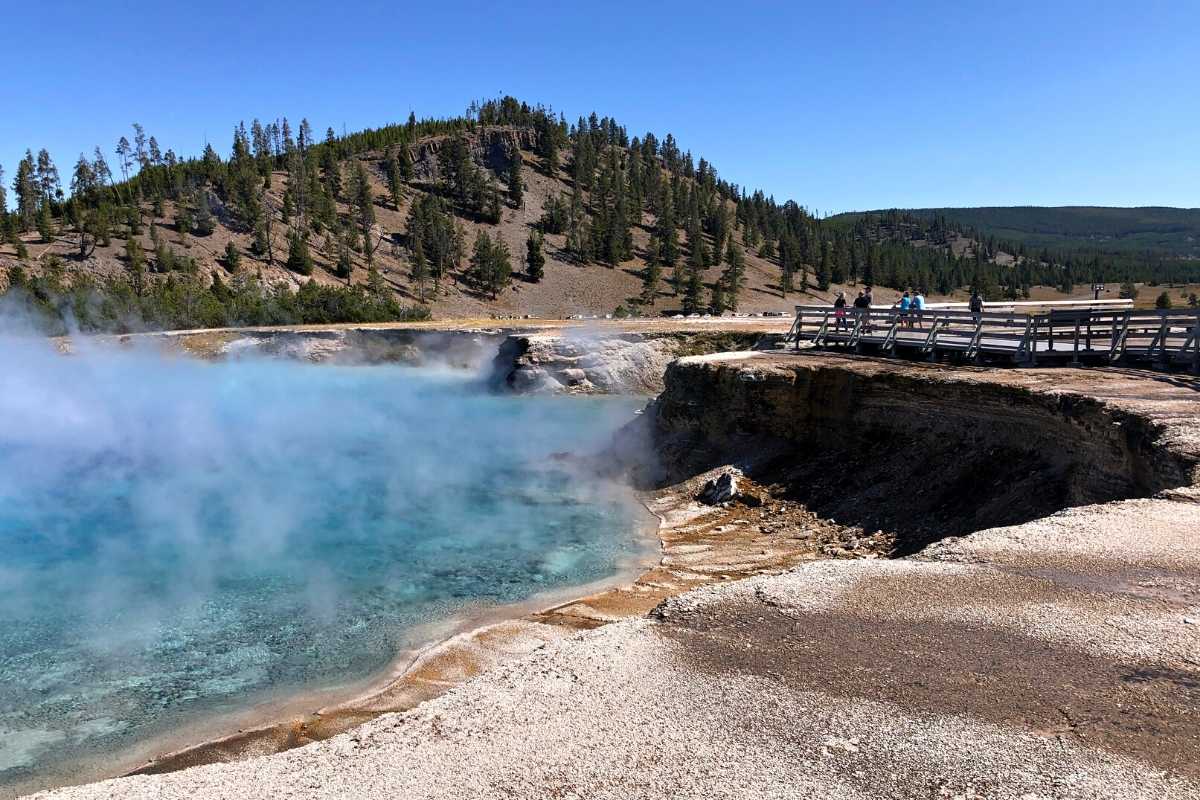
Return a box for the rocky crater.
[621,351,1200,555]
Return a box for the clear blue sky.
[2,0,1196,213]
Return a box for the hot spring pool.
[0,339,647,793]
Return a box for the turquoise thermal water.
[0,339,644,791]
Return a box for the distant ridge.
[837,206,1200,257]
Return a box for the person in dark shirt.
[969,290,984,320]
[834,291,848,330]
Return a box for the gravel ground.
[29,615,1200,800]
[33,490,1200,800]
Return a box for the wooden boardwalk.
[785,304,1200,370]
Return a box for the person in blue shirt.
[898,290,912,327]
[911,289,927,326]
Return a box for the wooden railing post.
[1192,315,1200,374]
[1030,317,1039,366]
[921,316,942,360]
[1072,315,1082,365]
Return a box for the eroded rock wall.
[491,331,782,395]
[640,353,1197,553]
[203,328,503,369]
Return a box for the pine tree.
[385,147,404,209]
[115,136,133,182]
[672,261,686,297]
[398,143,413,181]
[367,264,387,296]
[539,194,568,234]
[410,240,430,300]
[525,231,545,281]
[488,238,513,299]
[564,188,591,262]
[352,162,376,265]
[640,260,662,306]
[36,202,53,242]
[336,233,353,283]
[175,205,193,247]
[14,152,37,232]
[70,154,98,202]
[687,223,706,271]
[252,221,269,260]
[91,206,111,248]
[654,186,679,268]
[722,239,745,311]
[541,130,560,174]
[286,229,313,275]
[484,188,502,224]
[709,275,727,315]
[817,240,832,291]
[470,230,512,299]
[35,149,61,204]
[224,241,241,270]
[194,192,215,236]
[507,155,523,208]
[406,194,461,295]
[126,237,146,294]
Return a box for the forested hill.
[2,96,1198,334]
[870,207,1200,257]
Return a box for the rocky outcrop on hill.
[410,127,537,183]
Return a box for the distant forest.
[895,206,1200,256]
[1,96,1197,333]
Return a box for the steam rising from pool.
[0,333,644,790]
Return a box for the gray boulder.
[697,471,739,505]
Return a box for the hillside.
[0,105,838,332]
[2,98,1198,334]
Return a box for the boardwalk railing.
[786,305,1200,370]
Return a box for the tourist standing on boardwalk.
[849,291,868,326]
[834,291,848,330]
[899,290,912,327]
[969,290,984,320]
